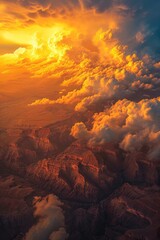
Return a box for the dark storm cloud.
[1,0,160,57]
[82,0,113,12]
[116,0,160,57]
[20,0,79,7]
[4,0,114,11]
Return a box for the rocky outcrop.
[26,141,123,202]
[0,118,160,240]
[0,175,35,240]
[123,152,159,186]
[68,183,160,240]
[17,128,57,158]
[1,127,58,173]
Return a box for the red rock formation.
[0,119,160,240]
[0,175,35,240]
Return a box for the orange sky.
[0,1,160,129]
[0,3,121,128]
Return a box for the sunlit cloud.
[0,0,160,132]
[71,97,160,160]
[25,194,67,240]
[29,28,160,112]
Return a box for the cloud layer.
[25,194,67,240]
[71,97,160,160]
[1,0,160,161]
[29,28,160,112]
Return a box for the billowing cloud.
[0,0,116,31]
[1,0,160,136]
[24,194,67,240]
[1,0,160,58]
[29,28,160,111]
[71,97,160,160]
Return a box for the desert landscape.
[0,0,160,239]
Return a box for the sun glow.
[0,8,120,81]
[0,0,160,159]
[1,24,73,61]
[0,3,159,122]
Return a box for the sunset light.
[0,1,160,240]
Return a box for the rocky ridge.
[0,116,160,239]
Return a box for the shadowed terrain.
[0,115,160,240]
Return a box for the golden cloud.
[71,97,160,160]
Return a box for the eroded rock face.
[0,119,160,240]
[0,175,35,240]
[0,115,84,172]
[68,183,160,240]
[26,141,123,202]
[1,127,58,173]
[17,128,57,159]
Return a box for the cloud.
[1,0,160,137]
[0,0,114,30]
[1,0,113,12]
[49,228,67,240]
[24,194,67,240]
[82,0,113,12]
[118,0,160,56]
[71,97,160,160]
[29,28,160,111]
[1,0,160,52]
[136,32,145,44]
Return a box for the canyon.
[0,115,160,240]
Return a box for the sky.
[0,0,160,159]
